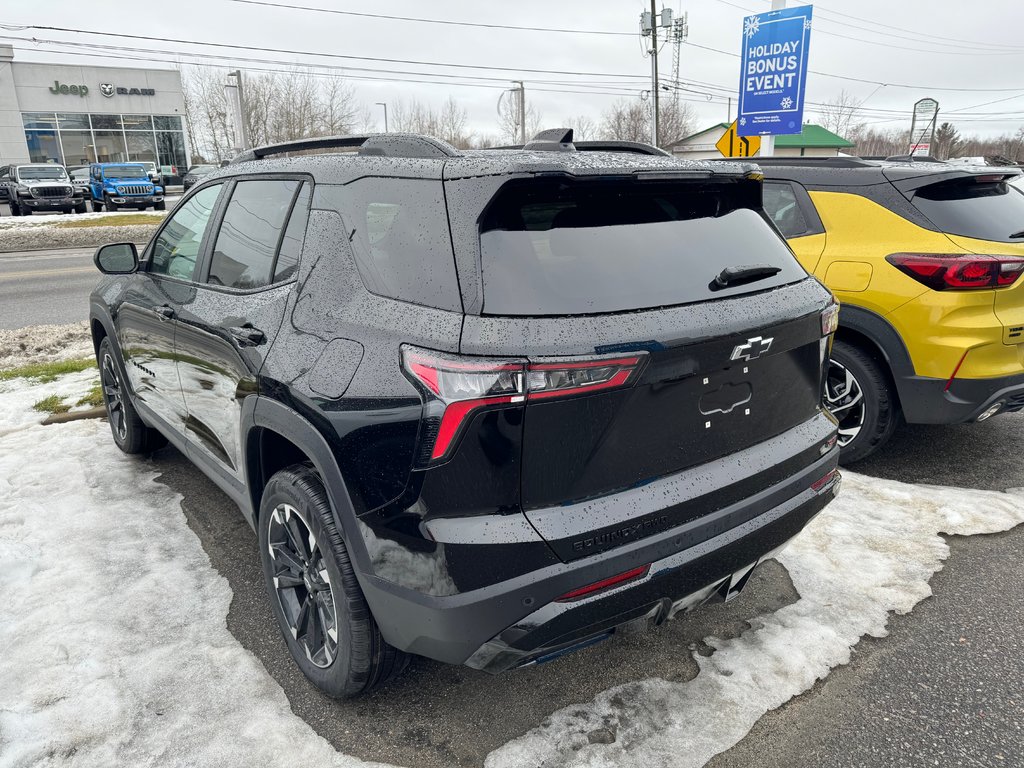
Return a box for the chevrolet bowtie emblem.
[730,336,773,362]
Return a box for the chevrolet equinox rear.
[89,129,841,697]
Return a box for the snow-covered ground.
[1,373,1022,768]
[0,210,167,230]
[0,323,93,370]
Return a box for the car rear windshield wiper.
[1008,230,1024,239]
[711,264,782,290]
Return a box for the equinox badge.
[730,336,773,362]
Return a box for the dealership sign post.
[737,5,813,147]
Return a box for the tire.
[74,202,87,214]
[154,200,166,211]
[97,337,167,454]
[106,197,119,212]
[826,340,900,464]
[258,464,409,698]
[9,201,21,216]
[91,199,103,212]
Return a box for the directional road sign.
[716,121,762,157]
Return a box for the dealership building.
[0,44,190,169]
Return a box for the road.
[0,247,97,329]
[153,413,1024,767]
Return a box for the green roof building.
[670,123,855,160]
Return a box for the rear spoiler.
[886,166,1023,194]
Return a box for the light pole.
[376,102,388,132]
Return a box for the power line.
[227,0,635,37]
[0,23,650,80]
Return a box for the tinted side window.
[208,179,299,290]
[911,177,1024,243]
[274,183,311,283]
[763,181,811,238]
[151,184,222,280]
[346,178,461,311]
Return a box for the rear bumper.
[358,447,840,668]
[898,371,1024,423]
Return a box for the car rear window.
[479,177,807,316]
[911,176,1024,243]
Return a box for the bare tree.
[658,100,697,147]
[563,115,598,142]
[496,89,543,143]
[817,90,864,140]
[600,99,650,144]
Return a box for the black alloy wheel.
[266,502,340,668]
[97,337,166,454]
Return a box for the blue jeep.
[88,163,166,212]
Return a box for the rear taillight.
[811,468,841,495]
[820,301,839,336]
[555,564,651,602]
[886,253,1024,290]
[402,346,646,462]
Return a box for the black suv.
[89,130,841,697]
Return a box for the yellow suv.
[757,158,1024,462]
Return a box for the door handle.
[153,305,175,320]
[229,325,265,347]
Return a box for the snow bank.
[0,323,93,369]
[484,474,1024,768]
[0,418,390,768]
[0,369,97,437]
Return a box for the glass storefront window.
[25,130,63,163]
[154,115,183,130]
[123,114,153,131]
[60,131,95,167]
[156,130,187,169]
[23,113,57,130]
[93,130,128,163]
[56,113,91,130]
[90,114,122,130]
[126,131,158,162]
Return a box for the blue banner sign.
[737,6,813,137]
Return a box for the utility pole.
[759,0,786,158]
[376,102,388,132]
[226,70,249,150]
[514,80,526,144]
[650,0,659,147]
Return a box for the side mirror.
[94,243,139,274]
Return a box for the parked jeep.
[89,130,841,696]
[88,163,166,212]
[0,163,86,215]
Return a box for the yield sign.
[716,121,761,157]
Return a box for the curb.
[42,407,106,425]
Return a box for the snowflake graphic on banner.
[739,117,746,126]
[804,18,812,30]
[744,16,760,38]
[781,97,794,109]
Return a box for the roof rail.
[230,133,460,164]
[747,157,878,168]
[479,139,668,157]
[883,154,946,164]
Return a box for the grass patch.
[55,213,164,229]
[76,382,105,408]
[0,358,95,383]
[32,394,71,415]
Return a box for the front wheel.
[106,197,119,212]
[91,199,103,212]
[154,200,166,211]
[9,201,22,216]
[258,464,409,698]
[97,337,166,454]
[825,340,900,464]
[74,202,87,214]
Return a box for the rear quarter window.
[345,178,461,312]
[911,176,1024,243]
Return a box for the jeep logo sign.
[49,81,89,97]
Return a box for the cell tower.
[670,12,689,108]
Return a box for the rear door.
[175,177,310,483]
[457,174,832,558]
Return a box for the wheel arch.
[244,397,371,572]
[835,304,913,406]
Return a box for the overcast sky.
[3,0,1023,139]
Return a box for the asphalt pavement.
[0,247,97,329]
[150,414,1024,768]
